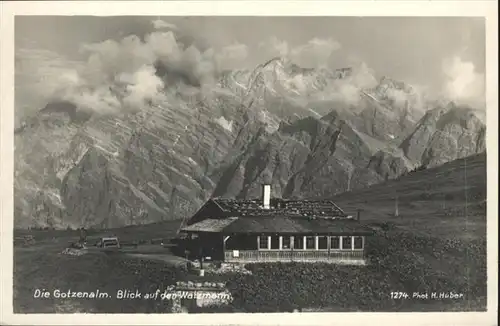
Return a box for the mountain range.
[14,57,486,228]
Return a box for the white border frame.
[1,1,498,325]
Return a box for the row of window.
[257,235,363,250]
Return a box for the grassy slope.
[332,152,486,239]
[13,153,486,313]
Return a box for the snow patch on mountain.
[215,116,234,132]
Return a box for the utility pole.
[394,195,399,217]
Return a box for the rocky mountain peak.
[378,76,415,93]
[399,105,485,167]
[14,56,487,228]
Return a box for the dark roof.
[181,217,238,232]
[212,198,348,218]
[181,216,373,235]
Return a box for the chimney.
[262,184,271,209]
[356,209,361,221]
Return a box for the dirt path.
[125,253,190,267]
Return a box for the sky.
[14,16,486,123]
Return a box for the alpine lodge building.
[180,185,374,265]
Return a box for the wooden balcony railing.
[224,249,365,263]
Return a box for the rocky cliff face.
[15,88,267,228]
[14,59,486,228]
[400,103,486,168]
[14,102,91,228]
[211,110,411,201]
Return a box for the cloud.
[21,26,427,122]
[65,86,122,114]
[290,38,341,67]
[17,29,226,116]
[258,36,341,67]
[18,27,349,119]
[215,43,249,70]
[442,56,485,108]
[15,48,85,121]
[16,34,166,116]
[145,31,182,62]
[313,62,378,106]
[258,36,289,58]
[118,65,165,108]
[347,62,377,89]
[152,19,178,30]
[385,88,412,107]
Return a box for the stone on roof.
[211,198,347,218]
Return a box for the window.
[318,236,328,249]
[293,236,304,250]
[258,236,269,250]
[270,236,280,249]
[353,236,363,249]
[226,235,257,250]
[282,236,292,249]
[342,236,353,250]
[330,236,340,249]
[305,236,315,250]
